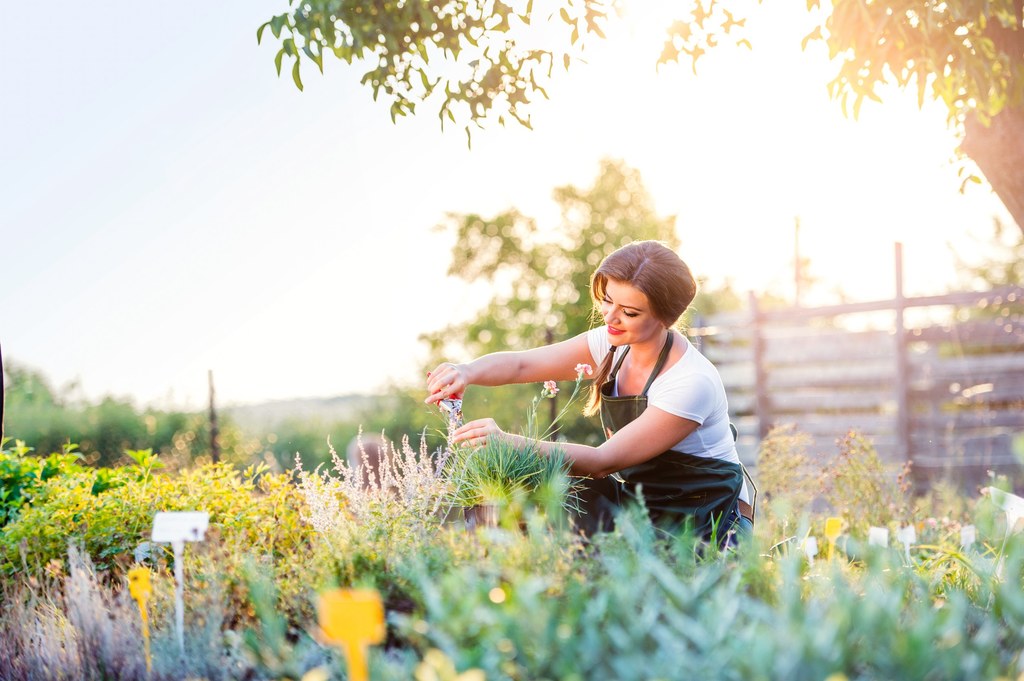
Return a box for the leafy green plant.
[0,438,85,528]
[442,368,591,525]
[821,430,912,537]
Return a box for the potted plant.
[441,365,592,530]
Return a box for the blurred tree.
[1,361,260,468]
[950,218,1024,330]
[954,218,1024,290]
[262,0,1023,231]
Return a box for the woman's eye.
[623,311,638,318]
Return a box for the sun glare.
[553,0,1001,304]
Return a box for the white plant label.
[151,511,209,543]
[151,511,209,655]
[961,524,976,549]
[868,526,890,547]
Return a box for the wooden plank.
[910,375,1024,405]
[688,325,754,344]
[770,389,894,413]
[910,453,1022,468]
[910,432,1020,465]
[726,393,757,415]
[762,329,896,364]
[760,285,1024,323]
[700,344,754,365]
[768,413,896,436]
[910,352,1024,379]
[766,359,896,389]
[717,362,756,387]
[730,415,760,438]
[910,410,1024,431]
[909,319,1024,348]
[695,310,753,328]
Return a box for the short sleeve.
[587,326,611,367]
[649,372,717,425]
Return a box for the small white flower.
[575,363,593,377]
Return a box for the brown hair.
[584,241,698,416]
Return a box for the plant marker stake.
[897,524,916,565]
[961,524,976,550]
[868,526,889,548]
[128,566,153,674]
[824,517,842,561]
[317,588,385,681]
[986,487,1024,580]
[151,511,209,655]
[802,536,818,566]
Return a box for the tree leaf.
[292,60,304,91]
[560,7,571,25]
[257,21,270,45]
[801,26,822,51]
[275,48,285,76]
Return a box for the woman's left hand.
[452,418,507,448]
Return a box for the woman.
[425,241,753,542]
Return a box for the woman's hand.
[452,418,508,448]
[425,362,469,405]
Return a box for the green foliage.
[953,217,1024,292]
[0,438,85,529]
[8,423,1024,679]
[446,437,577,522]
[0,446,318,627]
[2,362,286,470]
[263,0,1022,135]
[259,0,612,138]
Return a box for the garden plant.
[3,403,1024,680]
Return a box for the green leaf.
[292,60,304,91]
[275,48,285,76]
[270,14,288,39]
[257,21,270,44]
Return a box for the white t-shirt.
[587,326,750,504]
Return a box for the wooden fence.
[690,244,1024,487]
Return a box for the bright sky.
[1,0,1012,409]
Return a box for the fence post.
[0,340,4,443]
[691,313,704,354]
[749,291,770,439]
[208,370,220,464]
[894,243,911,465]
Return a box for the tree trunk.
[961,105,1024,235]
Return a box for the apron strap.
[606,330,674,396]
[641,331,673,395]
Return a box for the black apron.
[596,331,743,539]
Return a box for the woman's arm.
[425,331,595,405]
[453,406,699,478]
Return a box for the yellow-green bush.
[0,448,322,625]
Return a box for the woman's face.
[598,279,666,346]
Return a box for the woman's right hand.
[425,362,469,405]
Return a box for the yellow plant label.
[824,517,842,541]
[128,566,152,601]
[317,588,385,681]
